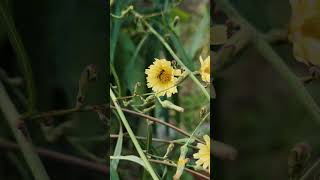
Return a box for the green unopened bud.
[133,82,141,95]
[161,100,184,112]
[163,143,174,159]
[172,16,180,27]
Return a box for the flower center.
[158,70,171,83]
[204,66,210,74]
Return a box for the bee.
[158,69,165,79]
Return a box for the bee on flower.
[199,56,210,83]
[193,135,210,173]
[145,58,182,97]
[288,0,320,67]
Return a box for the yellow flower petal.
[145,59,181,97]
[289,0,320,66]
[204,135,210,146]
[193,134,210,173]
[199,56,210,83]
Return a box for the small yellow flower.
[145,58,181,97]
[199,56,210,83]
[288,0,320,65]
[193,135,210,172]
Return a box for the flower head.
[288,0,320,65]
[199,56,210,83]
[145,58,181,97]
[193,135,210,172]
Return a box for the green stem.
[110,105,203,143]
[0,3,36,114]
[149,159,209,180]
[299,158,320,180]
[110,1,122,64]
[185,113,210,146]
[110,88,159,180]
[110,1,123,96]
[110,134,198,149]
[110,64,121,96]
[0,81,50,180]
[142,120,153,180]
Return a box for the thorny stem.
[110,88,159,180]
[110,5,162,19]
[110,134,198,149]
[110,5,133,18]
[110,106,237,160]
[149,159,209,180]
[110,105,204,144]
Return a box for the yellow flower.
[193,135,210,172]
[199,56,210,83]
[145,58,181,97]
[288,0,320,65]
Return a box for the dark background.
[213,0,320,179]
[0,0,107,179]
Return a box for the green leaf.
[169,33,194,70]
[110,167,120,180]
[186,9,210,59]
[110,155,147,169]
[111,120,123,170]
[110,1,123,64]
[119,32,147,93]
